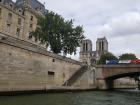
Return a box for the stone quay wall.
[0,33,84,92]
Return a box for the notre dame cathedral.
[79,37,108,65]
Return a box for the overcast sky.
[14,0,140,60]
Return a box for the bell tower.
[80,39,92,64]
[96,37,108,59]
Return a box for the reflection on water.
[0,91,140,105]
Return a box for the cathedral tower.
[80,39,92,64]
[96,37,108,60]
[79,37,109,65]
[96,37,108,52]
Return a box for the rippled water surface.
[0,91,140,105]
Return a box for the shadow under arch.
[104,72,140,90]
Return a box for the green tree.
[98,53,118,64]
[29,11,85,55]
[119,53,138,60]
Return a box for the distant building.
[0,0,45,45]
[80,37,108,65]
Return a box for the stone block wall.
[0,34,82,92]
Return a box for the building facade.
[80,37,108,65]
[0,0,45,44]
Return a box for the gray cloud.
[98,12,140,37]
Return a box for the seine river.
[0,91,140,105]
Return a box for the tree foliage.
[98,53,118,64]
[29,11,85,55]
[119,53,138,60]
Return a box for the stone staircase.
[63,65,88,86]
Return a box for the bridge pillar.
[138,81,140,90]
[97,79,108,90]
[95,67,109,90]
[96,78,113,90]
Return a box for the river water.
[0,91,140,105]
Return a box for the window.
[102,41,104,51]
[8,13,12,20]
[30,16,33,21]
[52,59,55,62]
[30,24,33,28]
[7,24,10,32]
[22,11,24,15]
[99,42,102,51]
[18,18,21,25]
[0,8,1,16]
[9,3,13,8]
[48,71,55,76]
[83,43,85,52]
[16,28,20,37]
[86,42,88,51]
[19,9,21,13]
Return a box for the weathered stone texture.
[96,65,140,79]
[73,69,96,88]
[96,65,140,89]
[0,42,81,91]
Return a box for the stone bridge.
[96,65,140,89]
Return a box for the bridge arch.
[105,72,140,80]
[104,72,140,89]
[96,65,140,89]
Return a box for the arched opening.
[105,72,140,90]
